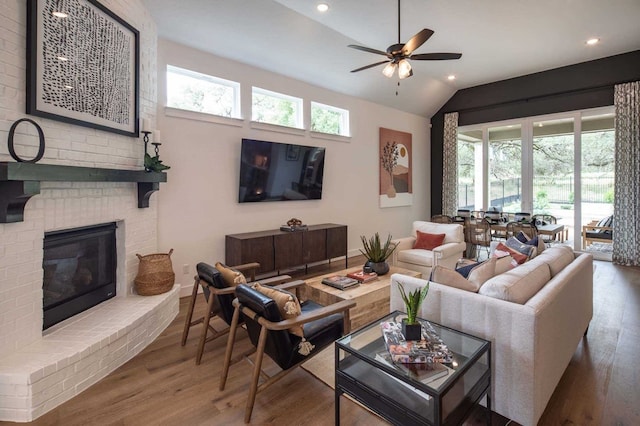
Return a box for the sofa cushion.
[412,221,463,244]
[479,260,551,304]
[431,257,496,292]
[534,245,575,277]
[397,249,435,266]
[414,231,446,250]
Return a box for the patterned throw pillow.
[495,242,528,264]
[214,262,247,287]
[253,283,304,337]
[413,231,446,250]
[505,237,535,259]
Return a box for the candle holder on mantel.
[141,130,152,171]
[144,140,170,172]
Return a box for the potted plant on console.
[397,281,429,341]
[359,232,396,275]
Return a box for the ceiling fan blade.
[401,29,434,56]
[350,60,390,73]
[348,44,390,57]
[410,53,462,61]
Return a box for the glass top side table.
[335,310,491,425]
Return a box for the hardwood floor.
[6,257,639,425]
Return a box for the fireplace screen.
[43,223,117,330]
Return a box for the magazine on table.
[321,275,359,290]
[380,321,454,364]
[375,351,450,386]
[346,270,378,283]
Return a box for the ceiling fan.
[348,0,462,79]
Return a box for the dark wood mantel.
[0,162,167,223]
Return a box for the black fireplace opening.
[43,223,117,330]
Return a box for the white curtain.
[442,112,459,216]
[613,81,640,266]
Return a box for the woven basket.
[135,249,175,296]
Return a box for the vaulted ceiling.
[143,0,640,117]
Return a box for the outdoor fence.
[459,176,614,209]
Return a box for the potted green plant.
[359,232,397,275]
[397,281,429,340]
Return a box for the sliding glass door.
[580,111,615,259]
[532,117,574,241]
[456,106,614,252]
[488,124,522,214]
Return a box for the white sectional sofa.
[389,246,594,426]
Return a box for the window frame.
[166,65,241,119]
[310,101,350,137]
[251,86,303,129]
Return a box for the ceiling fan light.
[398,59,412,79]
[382,62,397,78]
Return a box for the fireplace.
[43,223,117,330]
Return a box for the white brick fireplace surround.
[0,183,179,422]
[0,1,176,421]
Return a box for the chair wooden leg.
[181,276,200,346]
[195,293,217,365]
[220,305,242,391]
[245,325,268,423]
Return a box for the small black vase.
[371,261,389,275]
[402,319,422,341]
[363,260,374,273]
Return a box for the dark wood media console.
[225,223,347,274]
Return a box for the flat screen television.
[239,139,325,203]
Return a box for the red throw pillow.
[414,231,446,250]
[495,242,528,264]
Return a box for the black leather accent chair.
[181,262,291,365]
[220,282,355,423]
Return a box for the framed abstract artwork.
[379,127,413,208]
[26,0,140,136]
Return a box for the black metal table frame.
[334,311,491,426]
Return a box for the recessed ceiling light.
[64,85,73,90]
[447,75,456,81]
[317,3,329,12]
[586,38,600,46]
[52,11,68,18]
[57,56,68,61]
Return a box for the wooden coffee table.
[299,266,421,331]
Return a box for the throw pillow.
[432,257,496,292]
[252,283,304,337]
[522,236,545,256]
[455,261,480,278]
[505,237,535,259]
[494,255,516,274]
[414,231,446,250]
[495,242,528,264]
[515,231,530,243]
[215,262,247,287]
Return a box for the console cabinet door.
[274,233,303,270]
[303,229,327,264]
[327,225,347,259]
[226,235,274,273]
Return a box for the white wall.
[156,39,431,291]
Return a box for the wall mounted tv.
[239,139,326,203]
